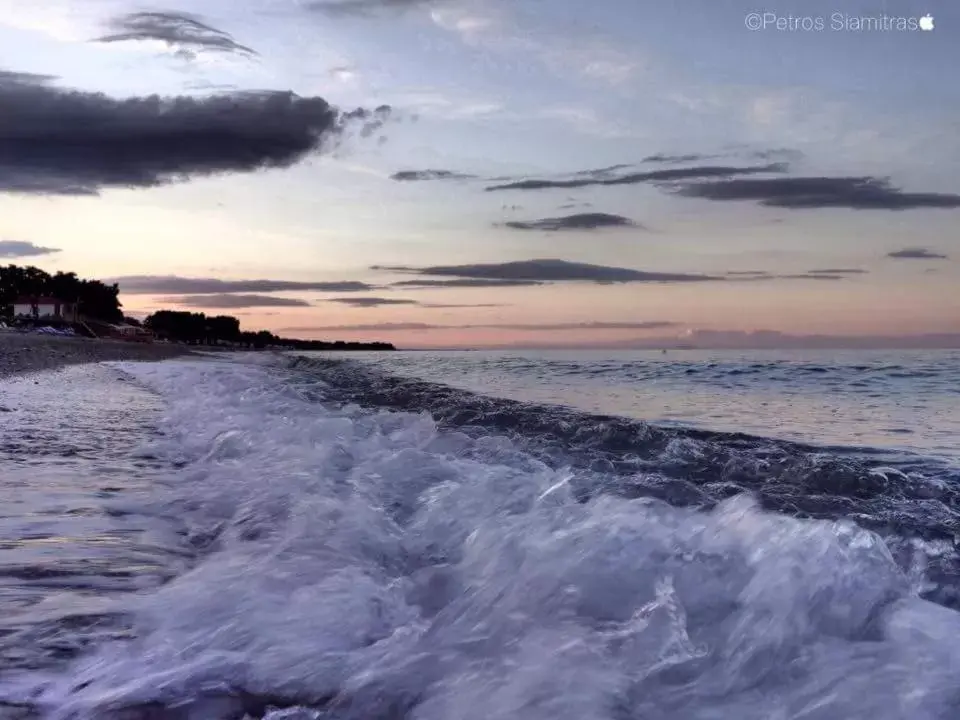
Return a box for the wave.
[6,357,960,719]
[287,357,960,522]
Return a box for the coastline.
[0,332,195,380]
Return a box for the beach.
[0,332,193,380]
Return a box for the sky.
[1,0,959,349]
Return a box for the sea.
[0,348,959,719]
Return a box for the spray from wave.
[3,357,960,719]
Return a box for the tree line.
[1,264,395,351]
[1,264,123,322]
[143,310,394,350]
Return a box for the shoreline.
[0,332,196,380]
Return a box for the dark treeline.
[1,265,395,351]
[1,264,123,322]
[144,310,394,350]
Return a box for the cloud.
[396,150,798,193]
[380,258,719,284]
[490,321,678,331]
[391,169,477,181]
[503,213,640,231]
[0,240,61,258]
[485,163,786,192]
[284,322,437,332]
[573,164,633,176]
[772,274,845,281]
[427,5,643,89]
[0,73,391,195]
[537,106,640,139]
[112,276,377,294]
[421,303,505,308]
[673,176,960,210]
[807,268,868,275]
[327,297,506,309]
[887,248,949,260]
[384,89,503,121]
[752,148,805,162]
[328,297,421,307]
[643,153,714,164]
[306,0,435,16]
[95,11,257,58]
[639,149,800,165]
[0,70,57,86]
[282,320,678,332]
[389,278,544,288]
[329,66,359,83]
[724,270,851,281]
[167,294,313,308]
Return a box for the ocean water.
[338,349,960,462]
[0,351,958,719]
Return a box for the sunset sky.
[2,0,959,348]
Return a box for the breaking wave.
[4,356,960,719]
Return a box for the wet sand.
[0,332,194,380]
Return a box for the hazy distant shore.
[0,332,195,380]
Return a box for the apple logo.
[919,14,934,31]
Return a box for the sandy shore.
[0,332,195,379]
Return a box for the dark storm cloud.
[485,163,786,192]
[379,258,719,284]
[389,278,544,288]
[503,213,640,231]
[391,169,477,181]
[111,276,377,294]
[306,0,436,16]
[95,11,257,58]
[328,297,422,307]
[0,240,61,258]
[0,72,392,195]
[168,294,312,308]
[674,176,960,210]
[887,248,949,260]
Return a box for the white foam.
[19,358,960,719]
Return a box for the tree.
[0,264,122,322]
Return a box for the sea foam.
[16,358,960,720]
